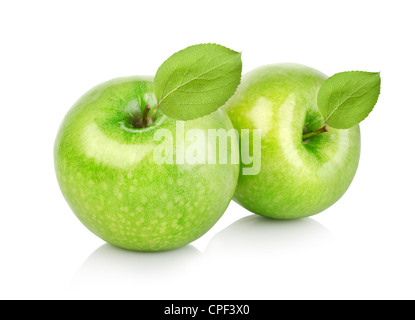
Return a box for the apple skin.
[224,63,361,219]
[54,76,239,251]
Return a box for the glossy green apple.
[224,63,360,219]
[54,76,239,251]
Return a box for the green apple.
[224,63,361,219]
[54,76,239,251]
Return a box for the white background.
[1,0,414,300]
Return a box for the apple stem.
[147,104,159,123]
[302,125,329,141]
[141,105,152,127]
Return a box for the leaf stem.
[302,125,329,141]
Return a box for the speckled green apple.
[54,77,239,251]
[224,63,360,219]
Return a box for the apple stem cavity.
[130,105,153,128]
[302,125,329,141]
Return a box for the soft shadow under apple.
[71,243,201,288]
[70,215,333,292]
[204,214,334,259]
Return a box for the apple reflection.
[72,214,333,292]
[72,243,201,288]
[205,214,334,259]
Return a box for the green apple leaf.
[317,71,381,129]
[153,43,242,120]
